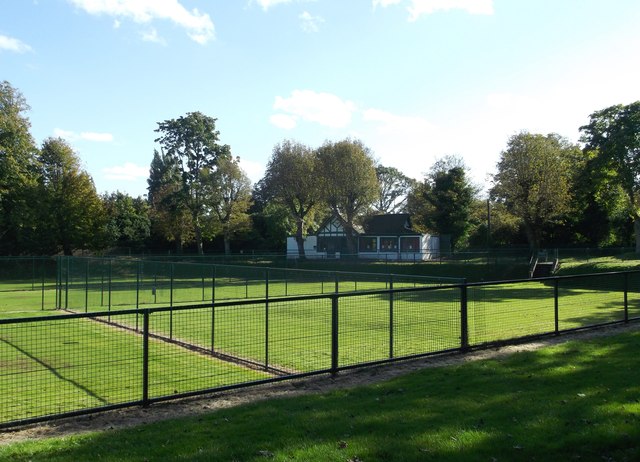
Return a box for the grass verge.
[1,328,639,461]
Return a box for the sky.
[2,0,640,198]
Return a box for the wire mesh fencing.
[1,269,640,428]
[56,257,462,313]
[0,257,58,315]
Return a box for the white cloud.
[54,128,114,142]
[273,90,357,128]
[373,0,494,21]
[68,0,215,44]
[299,11,324,33]
[362,108,446,179]
[372,0,402,8]
[255,0,294,10]
[237,158,265,185]
[141,27,166,45]
[0,34,33,53]
[103,162,148,181]
[270,113,298,129]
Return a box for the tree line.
[1,80,639,256]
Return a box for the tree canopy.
[316,138,379,254]
[154,112,231,254]
[580,102,640,251]
[261,140,322,258]
[491,132,580,250]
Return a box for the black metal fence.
[1,270,639,428]
[56,256,462,312]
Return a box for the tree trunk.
[295,217,306,259]
[224,236,231,255]
[635,217,640,253]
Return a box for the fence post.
[211,302,216,353]
[136,260,141,311]
[554,278,559,334]
[265,269,269,369]
[624,272,629,323]
[85,259,89,313]
[142,310,149,407]
[41,258,45,310]
[335,272,339,294]
[389,276,394,359]
[169,263,174,340]
[108,259,112,321]
[65,257,69,310]
[331,293,339,375]
[211,265,216,304]
[460,279,469,351]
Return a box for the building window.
[359,237,377,252]
[380,237,398,251]
[400,236,420,251]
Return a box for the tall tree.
[103,192,151,252]
[580,102,640,251]
[147,149,192,253]
[408,156,476,251]
[491,132,579,251]
[373,165,415,214]
[154,112,231,254]
[36,137,107,255]
[0,81,39,253]
[206,156,253,255]
[261,140,321,258]
[316,138,379,254]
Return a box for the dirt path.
[2,322,638,445]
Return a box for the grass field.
[1,257,640,427]
[1,328,639,461]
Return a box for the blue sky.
[2,0,640,198]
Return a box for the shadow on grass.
[0,337,108,405]
[3,330,640,462]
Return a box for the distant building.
[286,213,439,260]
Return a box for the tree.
[35,137,107,255]
[103,192,151,252]
[490,132,579,251]
[154,112,231,254]
[260,140,322,258]
[373,165,415,214]
[408,156,476,251]
[0,81,39,253]
[580,102,640,251]
[147,149,193,254]
[316,139,379,254]
[206,157,252,255]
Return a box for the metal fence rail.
[1,270,639,428]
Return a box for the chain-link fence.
[2,269,639,428]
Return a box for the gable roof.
[361,213,417,235]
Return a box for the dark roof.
[361,213,417,235]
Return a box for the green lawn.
[2,262,640,427]
[1,328,639,461]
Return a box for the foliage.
[408,156,477,251]
[35,138,107,255]
[316,138,379,253]
[205,156,253,254]
[103,192,150,251]
[147,149,193,253]
[0,81,39,254]
[491,132,580,250]
[154,112,232,254]
[580,102,640,251]
[373,165,415,214]
[261,140,322,257]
